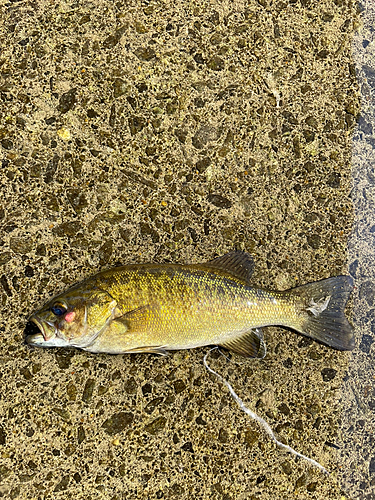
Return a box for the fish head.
[26,285,121,349]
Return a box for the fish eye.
[51,303,67,317]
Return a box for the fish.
[25,251,355,357]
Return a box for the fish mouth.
[25,316,57,345]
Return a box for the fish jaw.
[26,332,70,348]
[25,316,71,348]
[31,315,57,341]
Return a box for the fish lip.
[30,315,48,340]
[30,316,57,341]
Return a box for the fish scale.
[98,268,275,344]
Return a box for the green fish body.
[26,252,355,357]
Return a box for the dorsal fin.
[204,251,254,284]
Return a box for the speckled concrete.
[0,0,360,499]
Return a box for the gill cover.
[28,286,122,348]
[69,288,122,347]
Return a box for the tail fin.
[288,276,355,351]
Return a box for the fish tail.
[287,276,355,351]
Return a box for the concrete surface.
[340,1,375,499]
[0,0,363,499]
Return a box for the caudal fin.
[288,276,355,351]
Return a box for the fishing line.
[203,348,329,475]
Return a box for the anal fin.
[220,328,266,358]
[113,303,159,334]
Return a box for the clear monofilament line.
[203,349,329,475]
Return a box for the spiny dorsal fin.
[220,328,266,358]
[204,251,255,284]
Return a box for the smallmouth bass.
[25,252,355,356]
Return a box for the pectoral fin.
[113,303,159,334]
[85,303,165,354]
[220,328,266,358]
[115,305,167,354]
